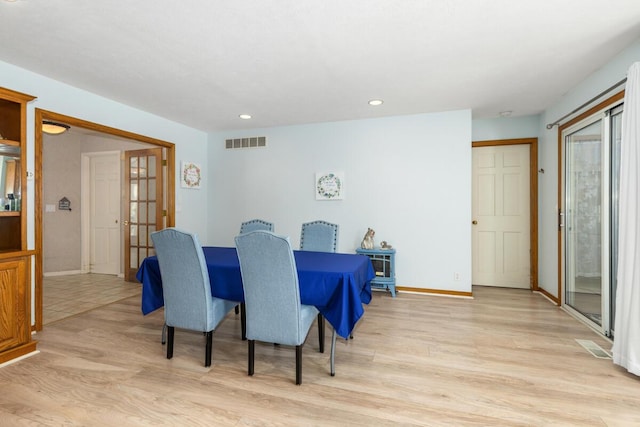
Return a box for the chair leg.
[248,340,255,376]
[167,326,175,360]
[241,303,247,341]
[330,328,337,376]
[234,304,239,315]
[318,313,325,353]
[205,331,213,367]
[296,344,303,385]
[161,323,167,344]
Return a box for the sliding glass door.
[565,119,603,327]
[561,101,623,338]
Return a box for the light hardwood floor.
[43,274,141,324]
[2,284,639,426]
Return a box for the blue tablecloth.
[137,246,374,338]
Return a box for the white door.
[472,144,530,288]
[90,153,121,274]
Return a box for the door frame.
[472,137,539,291]
[34,109,176,331]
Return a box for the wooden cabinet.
[0,255,35,363]
[356,247,397,297]
[0,87,37,364]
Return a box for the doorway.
[83,151,121,275]
[559,94,624,337]
[34,109,176,331]
[471,138,538,290]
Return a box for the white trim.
[562,305,613,344]
[0,351,39,368]
[44,270,86,277]
[393,289,474,299]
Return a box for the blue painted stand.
[355,247,396,297]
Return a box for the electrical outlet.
[454,272,461,281]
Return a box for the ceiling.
[1,1,640,133]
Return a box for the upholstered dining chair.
[235,230,322,385]
[239,219,274,234]
[236,219,275,315]
[299,220,339,348]
[300,220,339,252]
[151,228,239,367]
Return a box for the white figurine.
[361,228,375,249]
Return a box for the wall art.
[315,172,344,200]
[181,161,202,189]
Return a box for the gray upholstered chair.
[300,220,339,252]
[151,228,239,367]
[299,220,339,349]
[236,220,274,315]
[239,219,274,234]
[235,230,321,385]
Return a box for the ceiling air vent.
[225,136,266,149]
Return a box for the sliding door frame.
[557,91,624,336]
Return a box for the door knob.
[124,220,129,226]
[472,220,478,225]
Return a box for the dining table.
[137,246,375,375]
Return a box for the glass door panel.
[565,119,603,326]
[124,148,163,281]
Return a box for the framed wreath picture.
[181,161,202,189]
[316,172,345,200]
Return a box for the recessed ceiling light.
[368,99,384,106]
[239,114,252,120]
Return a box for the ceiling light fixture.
[368,99,384,106]
[42,121,70,135]
[239,114,252,120]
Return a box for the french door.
[124,148,164,281]
[561,100,623,337]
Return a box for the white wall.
[208,110,473,293]
[472,115,540,141]
[0,60,211,243]
[537,37,640,297]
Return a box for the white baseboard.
[43,270,86,277]
[44,270,125,278]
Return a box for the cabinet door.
[0,258,28,352]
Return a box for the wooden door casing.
[472,138,538,290]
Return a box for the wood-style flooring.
[43,274,141,325]
[1,281,639,426]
